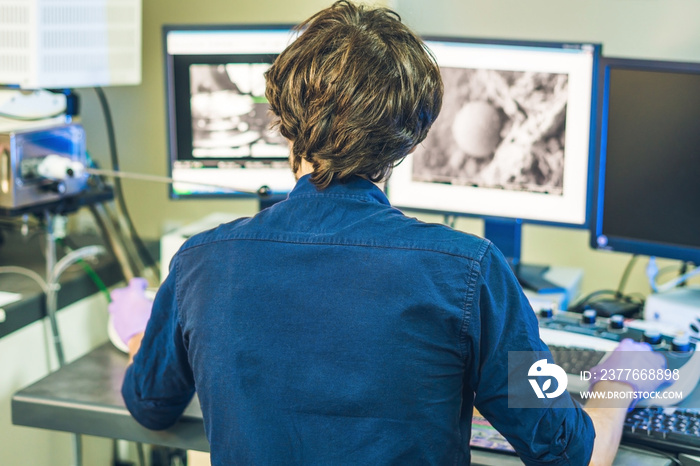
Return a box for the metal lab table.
[11,343,208,452]
[11,344,673,465]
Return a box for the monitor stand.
[259,193,287,211]
[483,218,565,294]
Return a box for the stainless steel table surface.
[11,343,674,465]
[12,343,208,452]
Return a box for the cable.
[41,212,107,369]
[647,257,660,292]
[49,245,107,284]
[44,212,64,367]
[88,203,137,284]
[679,261,689,287]
[17,214,98,466]
[94,87,157,273]
[76,258,111,302]
[647,256,700,293]
[568,255,648,315]
[0,266,50,294]
[83,153,142,283]
[616,254,638,297]
[567,288,644,314]
[657,263,688,280]
[57,238,111,303]
[85,167,270,196]
[568,289,618,312]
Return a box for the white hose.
[49,245,107,284]
[0,266,50,294]
[646,257,700,293]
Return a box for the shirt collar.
[288,174,390,206]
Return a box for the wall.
[394,0,700,61]
[392,0,700,297]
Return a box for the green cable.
[76,258,112,303]
[56,238,112,303]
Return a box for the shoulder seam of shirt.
[178,235,488,262]
[288,193,383,202]
[458,239,491,361]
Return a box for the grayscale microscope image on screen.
[189,63,287,158]
[412,67,569,195]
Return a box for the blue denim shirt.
[123,174,594,465]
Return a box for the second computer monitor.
[163,25,298,199]
[387,38,600,231]
[591,57,700,264]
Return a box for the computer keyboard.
[624,407,700,455]
[548,344,606,375]
[538,327,620,352]
[539,327,618,392]
[538,321,700,454]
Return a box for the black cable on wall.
[94,87,156,271]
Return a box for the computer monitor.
[162,25,297,202]
[591,57,700,264]
[387,37,600,288]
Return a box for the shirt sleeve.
[122,256,195,430]
[467,243,595,466]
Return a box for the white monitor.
[388,38,600,230]
[163,25,298,199]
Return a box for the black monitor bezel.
[590,56,700,264]
[162,23,295,200]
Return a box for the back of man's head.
[265,0,443,189]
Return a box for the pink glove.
[589,338,672,395]
[108,277,153,345]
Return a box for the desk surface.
[12,344,672,465]
[12,343,208,452]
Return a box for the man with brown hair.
[264,1,442,189]
[114,2,661,464]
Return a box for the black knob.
[539,308,553,319]
[643,329,663,346]
[582,309,597,325]
[609,314,625,331]
[672,336,691,353]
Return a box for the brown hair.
[265,0,443,189]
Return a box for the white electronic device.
[0,89,65,118]
[160,212,246,282]
[0,0,142,88]
[644,287,700,338]
[523,266,583,312]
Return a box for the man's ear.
[408,145,418,154]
